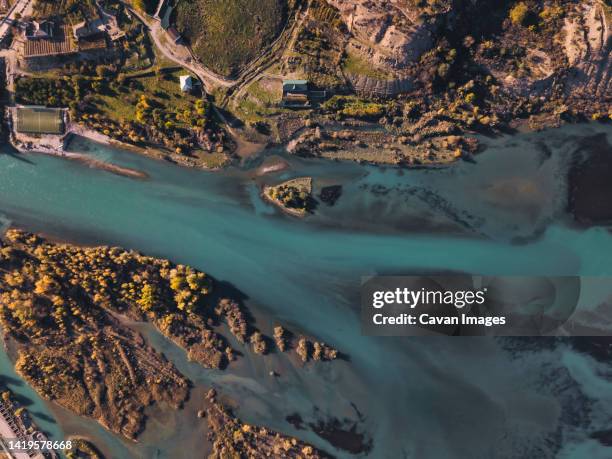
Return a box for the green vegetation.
[288,1,346,89]
[310,0,341,24]
[270,186,312,211]
[233,80,284,125]
[0,230,196,439]
[15,0,233,163]
[15,68,226,158]
[342,52,391,80]
[539,4,564,22]
[33,0,98,21]
[132,0,158,14]
[173,0,286,76]
[90,69,209,145]
[205,395,326,458]
[263,177,316,216]
[509,2,530,25]
[119,23,155,73]
[268,185,312,212]
[66,438,105,459]
[0,230,338,438]
[247,81,281,106]
[15,77,76,107]
[322,95,386,120]
[20,1,226,165]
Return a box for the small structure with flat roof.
[282,79,308,94]
[281,79,311,108]
[180,75,194,92]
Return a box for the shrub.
[509,2,529,25]
[539,5,564,22]
[465,92,477,104]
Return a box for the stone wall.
[346,73,413,98]
[19,48,119,72]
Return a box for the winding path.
[124,0,308,106]
[122,2,277,154]
[123,3,233,92]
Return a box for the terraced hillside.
[174,0,288,77]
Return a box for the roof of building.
[283,79,308,91]
[73,8,124,42]
[77,35,108,51]
[284,93,309,102]
[25,20,54,40]
[23,24,74,57]
[180,75,193,91]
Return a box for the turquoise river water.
[0,123,611,458]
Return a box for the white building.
[179,75,193,92]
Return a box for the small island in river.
[263,177,317,217]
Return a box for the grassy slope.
[174,0,286,77]
[93,69,198,125]
[92,69,231,167]
[343,52,393,80]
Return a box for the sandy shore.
[255,156,290,176]
[9,126,149,179]
[67,124,113,145]
[65,152,149,179]
[12,144,149,180]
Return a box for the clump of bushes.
[269,185,314,211]
[509,2,530,25]
[322,95,386,120]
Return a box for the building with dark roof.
[282,79,308,94]
[281,80,311,108]
[25,20,54,40]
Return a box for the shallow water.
[0,344,65,442]
[0,124,611,458]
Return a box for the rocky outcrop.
[490,48,557,98]
[346,73,414,97]
[326,0,437,69]
[471,1,609,107]
[563,0,611,98]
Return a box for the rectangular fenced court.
[15,107,64,135]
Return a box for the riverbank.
[67,124,226,173]
[8,111,230,174]
[72,123,236,172]
[65,436,105,459]
[1,124,612,458]
[8,125,150,179]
